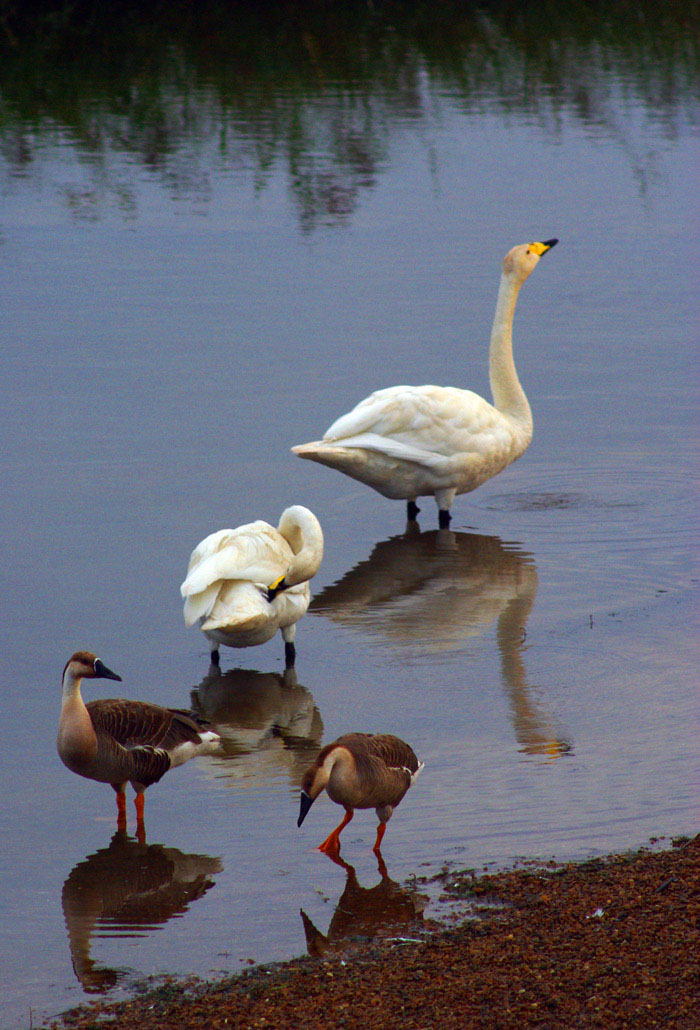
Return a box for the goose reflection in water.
[301,851,428,957]
[190,664,323,785]
[311,526,569,758]
[61,831,222,993]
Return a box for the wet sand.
[47,833,699,1029]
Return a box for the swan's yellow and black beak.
[267,575,287,602]
[94,658,122,682]
[530,238,558,256]
[298,790,314,827]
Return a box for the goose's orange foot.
[317,809,353,856]
[317,832,342,857]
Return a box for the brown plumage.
[297,732,424,856]
[57,651,220,838]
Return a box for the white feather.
[169,731,220,768]
[181,506,323,658]
[293,240,558,518]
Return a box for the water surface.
[1,3,698,1026]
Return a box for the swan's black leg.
[210,649,220,666]
[438,509,452,529]
[407,500,420,521]
[285,641,296,667]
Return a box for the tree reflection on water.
[0,1,697,227]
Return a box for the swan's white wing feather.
[183,583,222,628]
[181,521,292,597]
[323,432,447,469]
[324,385,511,459]
[201,581,269,633]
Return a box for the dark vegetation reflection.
[301,851,427,957]
[61,830,222,993]
[312,526,570,757]
[190,664,323,785]
[1,1,696,228]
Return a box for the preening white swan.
[180,505,324,667]
[292,239,558,526]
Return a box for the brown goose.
[57,651,220,837]
[298,733,424,856]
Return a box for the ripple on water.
[475,464,699,605]
[484,489,636,514]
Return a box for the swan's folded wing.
[201,581,269,633]
[183,582,222,627]
[320,432,447,469]
[181,522,292,597]
[322,385,509,458]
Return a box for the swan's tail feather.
[291,441,324,458]
[291,441,372,475]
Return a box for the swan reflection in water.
[61,831,222,993]
[190,664,324,786]
[301,851,428,957]
[311,525,569,758]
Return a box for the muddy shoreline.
[46,833,699,1029]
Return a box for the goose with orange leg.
[57,651,220,840]
[297,732,424,856]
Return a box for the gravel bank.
[48,834,699,1029]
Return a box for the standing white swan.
[292,239,558,527]
[180,505,324,667]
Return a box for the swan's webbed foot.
[284,641,296,667]
[407,500,420,521]
[438,509,452,529]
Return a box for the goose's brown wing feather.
[87,699,172,748]
[90,728,171,788]
[366,734,420,774]
[336,732,419,774]
[123,744,171,787]
[163,708,214,749]
[87,700,205,751]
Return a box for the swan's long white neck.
[489,272,532,433]
[279,508,324,587]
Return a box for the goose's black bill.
[94,659,122,682]
[298,791,314,827]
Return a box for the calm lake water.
[1,3,699,1026]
